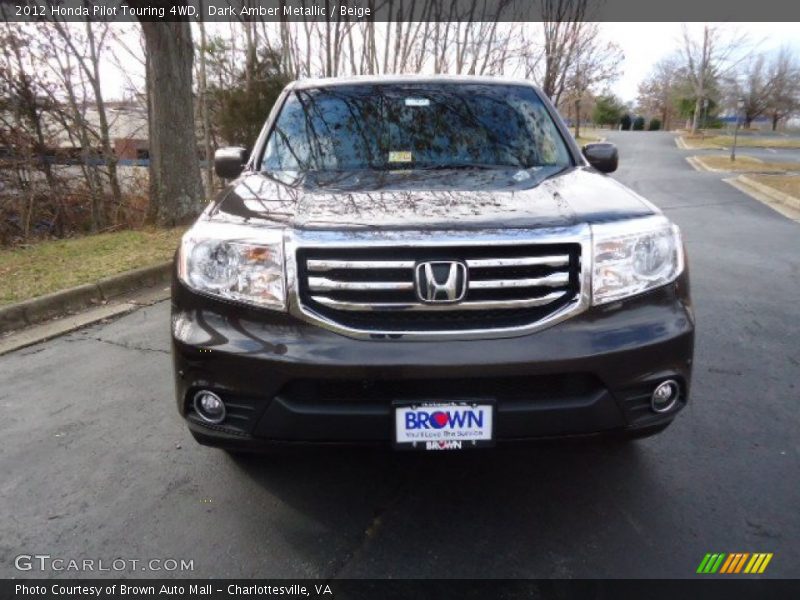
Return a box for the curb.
[737,175,800,211]
[0,262,172,334]
[724,176,800,224]
[687,156,795,175]
[686,156,713,172]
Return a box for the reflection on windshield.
[261,84,572,173]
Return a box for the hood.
[208,166,657,231]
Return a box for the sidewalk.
[0,262,171,355]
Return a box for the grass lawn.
[747,175,800,199]
[574,130,605,146]
[695,155,800,172]
[0,228,184,306]
[681,134,800,150]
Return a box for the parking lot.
[1,131,798,578]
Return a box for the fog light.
[651,380,679,413]
[193,390,226,424]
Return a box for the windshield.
[261,83,572,173]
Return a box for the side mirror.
[582,142,618,174]
[214,147,248,179]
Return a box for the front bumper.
[172,273,694,449]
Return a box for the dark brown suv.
[171,76,694,451]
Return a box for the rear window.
[261,83,571,172]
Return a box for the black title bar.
[3,0,800,22]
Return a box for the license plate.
[393,402,494,450]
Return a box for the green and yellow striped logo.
[696,553,773,574]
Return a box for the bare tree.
[536,0,590,105]
[38,24,111,231]
[637,56,685,131]
[564,25,623,138]
[107,24,147,92]
[731,54,777,129]
[680,24,747,134]
[766,46,800,131]
[1,21,151,240]
[50,20,123,222]
[0,26,62,239]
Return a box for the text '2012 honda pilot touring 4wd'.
[172,76,694,452]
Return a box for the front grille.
[296,242,582,333]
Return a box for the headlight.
[178,222,285,310]
[591,216,684,305]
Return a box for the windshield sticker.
[389,151,413,163]
[404,97,430,107]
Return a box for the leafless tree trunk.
[84,22,123,222]
[243,18,256,92]
[198,6,214,199]
[138,19,205,226]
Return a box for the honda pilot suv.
[172,76,694,451]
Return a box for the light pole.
[731,99,744,163]
[700,98,709,140]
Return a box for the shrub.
[633,116,646,131]
[648,118,662,131]
[620,114,632,131]
[592,95,625,128]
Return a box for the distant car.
[171,76,694,452]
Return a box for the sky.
[604,22,800,102]
[98,22,800,104]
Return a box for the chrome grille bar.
[308,277,414,292]
[310,291,566,311]
[469,272,570,289]
[466,255,569,268]
[307,259,415,271]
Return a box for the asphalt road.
[1,131,798,579]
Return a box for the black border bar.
[4,579,800,600]
[3,0,800,22]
